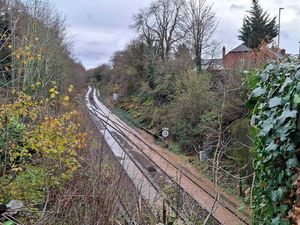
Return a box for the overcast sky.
[50,0,300,69]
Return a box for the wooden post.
[163,200,167,224]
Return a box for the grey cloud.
[281,31,291,40]
[50,0,300,68]
[287,4,300,16]
[230,4,245,10]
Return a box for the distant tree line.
[132,0,217,72]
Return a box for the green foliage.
[239,0,278,49]
[166,71,218,152]
[249,60,300,224]
[0,88,87,220]
[168,143,183,155]
[153,81,175,106]
[1,166,46,206]
[228,118,253,168]
[113,108,140,128]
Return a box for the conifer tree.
[238,0,278,49]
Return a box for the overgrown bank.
[88,38,255,205]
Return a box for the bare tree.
[133,0,186,61]
[183,0,217,72]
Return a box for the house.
[223,44,251,70]
[223,43,287,70]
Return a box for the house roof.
[229,44,251,53]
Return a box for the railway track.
[86,86,250,225]
[86,87,189,224]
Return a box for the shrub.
[166,71,218,153]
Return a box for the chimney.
[222,46,226,59]
[280,48,286,56]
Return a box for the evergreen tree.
[238,0,278,49]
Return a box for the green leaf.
[269,97,282,108]
[276,187,286,201]
[295,69,300,80]
[271,191,278,202]
[293,94,300,105]
[286,158,299,169]
[260,120,273,136]
[279,204,288,215]
[265,141,278,152]
[270,216,280,225]
[3,222,15,225]
[265,64,277,73]
[277,108,297,125]
[261,72,269,82]
[279,77,293,93]
[277,171,284,183]
[252,87,267,97]
[296,83,300,92]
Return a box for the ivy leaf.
[271,191,278,202]
[276,187,286,201]
[296,83,300,92]
[278,108,297,125]
[286,158,299,169]
[270,188,285,202]
[293,94,300,105]
[279,126,293,141]
[277,171,284,183]
[265,141,278,152]
[279,204,288,215]
[260,120,273,136]
[295,69,300,80]
[261,72,269,82]
[279,77,293,93]
[269,97,282,108]
[270,216,280,225]
[279,63,290,71]
[266,64,277,73]
[252,87,267,97]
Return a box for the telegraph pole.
[278,7,284,48]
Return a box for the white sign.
[162,128,169,138]
[112,93,118,101]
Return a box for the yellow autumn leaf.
[63,96,70,102]
[50,93,56,98]
[49,88,55,93]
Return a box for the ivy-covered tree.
[238,0,278,49]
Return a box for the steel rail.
[87,97,188,224]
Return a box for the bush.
[165,71,218,153]
[0,87,86,220]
